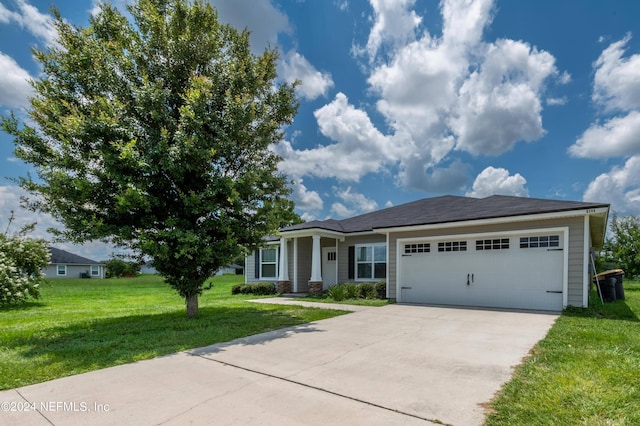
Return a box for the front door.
[322,247,337,289]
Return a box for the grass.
[0,274,348,390]
[486,279,640,425]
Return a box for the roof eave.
[372,206,611,234]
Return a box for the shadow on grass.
[564,294,639,322]
[10,305,327,376]
[0,301,46,312]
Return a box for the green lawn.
[486,280,640,425]
[0,275,347,390]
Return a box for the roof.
[282,195,610,234]
[49,247,102,265]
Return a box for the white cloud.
[336,186,378,212]
[465,166,529,198]
[330,186,378,218]
[275,93,394,181]
[0,52,33,109]
[362,0,422,59]
[592,34,640,112]
[569,111,640,158]
[277,0,564,194]
[398,159,470,193]
[289,179,323,220]
[211,0,290,54]
[583,156,640,214]
[452,39,558,155]
[278,50,334,100]
[330,202,354,218]
[0,0,57,46]
[570,35,640,160]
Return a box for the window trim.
[56,265,67,276]
[259,247,278,280]
[355,243,387,281]
[90,265,100,277]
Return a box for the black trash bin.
[595,269,625,302]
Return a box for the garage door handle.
[546,290,562,293]
[547,248,563,251]
[401,286,412,290]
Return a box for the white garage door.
[399,232,565,311]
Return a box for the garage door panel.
[399,233,564,311]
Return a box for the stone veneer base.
[308,281,323,296]
[277,280,291,294]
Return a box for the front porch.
[276,231,344,295]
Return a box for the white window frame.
[90,265,100,277]
[355,243,387,281]
[57,265,67,276]
[260,247,278,280]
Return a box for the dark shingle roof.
[282,195,609,234]
[49,247,102,265]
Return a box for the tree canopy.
[1,0,299,316]
[602,214,640,278]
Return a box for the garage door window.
[476,238,510,251]
[519,235,560,248]
[356,244,386,280]
[437,241,467,252]
[404,243,430,254]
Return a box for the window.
[520,235,560,249]
[476,238,510,251]
[356,244,386,280]
[57,265,67,276]
[90,265,100,277]
[404,243,430,254]
[260,248,278,279]
[437,241,467,252]
[327,251,336,261]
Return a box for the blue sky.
[1,0,640,260]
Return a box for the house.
[246,195,609,312]
[44,247,106,279]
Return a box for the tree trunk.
[186,294,199,318]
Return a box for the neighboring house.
[44,247,106,279]
[216,264,244,275]
[140,262,157,275]
[246,195,609,312]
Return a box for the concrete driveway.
[0,302,557,426]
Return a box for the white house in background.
[246,195,609,312]
[44,247,106,279]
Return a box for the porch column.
[277,238,291,294]
[309,235,323,295]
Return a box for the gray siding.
[337,234,386,283]
[44,264,105,279]
[388,216,586,306]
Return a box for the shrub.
[104,258,141,278]
[357,282,376,299]
[328,282,386,301]
[327,283,347,301]
[0,234,50,306]
[231,283,276,296]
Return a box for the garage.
[398,229,567,311]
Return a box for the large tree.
[1,0,299,316]
[603,214,640,278]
